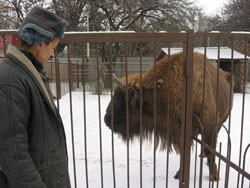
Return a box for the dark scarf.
[21,50,43,72]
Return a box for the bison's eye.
[128,88,139,108]
[156,79,164,88]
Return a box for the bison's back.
[144,52,234,134]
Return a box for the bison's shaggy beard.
[105,101,184,154]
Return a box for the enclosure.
[0,30,250,188]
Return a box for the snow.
[59,91,250,187]
[231,31,250,35]
[0,30,17,32]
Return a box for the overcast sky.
[194,0,228,16]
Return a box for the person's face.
[36,37,60,65]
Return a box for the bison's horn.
[112,73,124,87]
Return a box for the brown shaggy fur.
[104,52,234,181]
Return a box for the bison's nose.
[104,113,111,128]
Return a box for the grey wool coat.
[0,45,71,188]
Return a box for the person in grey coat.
[0,6,71,188]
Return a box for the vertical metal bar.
[153,42,157,188]
[216,37,220,123]
[50,58,53,80]
[17,35,21,48]
[110,43,116,188]
[81,44,89,188]
[179,30,194,188]
[3,35,7,57]
[237,62,240,92]
[139,43,143,188]
[237,37,248,188]
[67,44,78,188]
[125,43,130,188]
[76,62,79,89]
[96,44,104,188]
[211,36,221,188]
[179,43,187,188]
[54,51,61,110]
[193,138,198,188]
[224,38,235,188]
[199,36,207,188]
[216,143,222,188]
[216,126,232,188]
[241,144,250,188]
[0,35,2,63]
[228,37,234,135]
[166,43,171,188]
[165,44,170,188]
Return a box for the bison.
[104,52,234,181]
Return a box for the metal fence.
[0,30,250,188]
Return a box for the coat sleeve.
[0,83,47,188]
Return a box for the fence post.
[179,30,194,188]
[55,58,61,100]
[3,35,7,57]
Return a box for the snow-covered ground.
[59,91,250,188]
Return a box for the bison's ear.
[128,87,139,107]
[171,63,178,73]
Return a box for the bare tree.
[84,0,199,89]
[88,0,196,32]
[86,0,200,59]
[0,1,15,29]
[220,0,250,31]
[49,0,87,56]
[7,0,48,22]
[0,0,49,29]
[50,0,87,31]
[85,0,199,61]
[209,0,250,55]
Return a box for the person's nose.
[50,51,55,59]
[51,51,55,58]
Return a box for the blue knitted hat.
[18,6,68,45]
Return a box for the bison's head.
[103,73,172,141]
[104,54,184,143]
[104,74,144,140]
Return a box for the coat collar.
[6,45,54,108]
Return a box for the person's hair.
[20,39,32,49]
